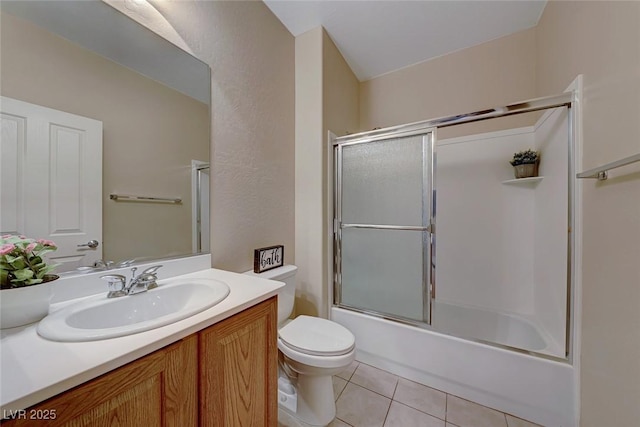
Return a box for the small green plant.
[0,235,58,289]
[509,149,540,166]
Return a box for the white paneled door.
[1,96,102,272]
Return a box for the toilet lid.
[278,316,355,357]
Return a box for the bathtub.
[331,306,577,427]
[431,300,564,358]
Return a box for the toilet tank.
[243,265,297,325]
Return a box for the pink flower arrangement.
[0,244,15,256]
[0,235,59,289]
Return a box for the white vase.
[1,279,54,329]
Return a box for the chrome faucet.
[93,259,114,270]
[101,274,127,298]
[92,258,136,271]
[100,265,163,298]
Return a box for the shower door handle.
[341,224,431,232]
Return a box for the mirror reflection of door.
[1,96,103,272]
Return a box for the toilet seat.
[278,315,355,357]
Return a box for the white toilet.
[245,265,355,426]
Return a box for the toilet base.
[278,374,336,427]
[278,407,314,427]
[278,375,298,413]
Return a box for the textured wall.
[536,2,640,426]
[143,1,296,272]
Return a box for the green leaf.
[0,269,8,287]
[8,257,26,270]
[4,254,19,263]
[12,269,34,281]
[36,267,51,278]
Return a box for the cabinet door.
[5,336,198,427]
[199,297,278,427]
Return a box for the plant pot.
[0,275,57,329]
[513,163,539,179]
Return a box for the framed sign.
[254,245,284,273]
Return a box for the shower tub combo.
[330,90,580,427]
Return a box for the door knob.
[78,239,99,249]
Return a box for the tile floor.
[279,360,543,427]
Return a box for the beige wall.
[323,31,360,138]
[295,27,324,316]
[536,2,640,426]
[359,27,538,138]
[151,1,295,272]
[294,28,360,317]
[317,30,360,316]
[322,30,360,315]
[0,11,209,263]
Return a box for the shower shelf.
[501,176,544,186]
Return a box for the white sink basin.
[37,278,230,342]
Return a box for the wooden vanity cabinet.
[4,335,198,426]
[3,296,277,427]
[199,297,278,426]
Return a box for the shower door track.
[332,92,572,147]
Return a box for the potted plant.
[0,235,59,328]
[509,149,540,179]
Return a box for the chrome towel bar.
[109,194,182,204]
[577,153,640,181]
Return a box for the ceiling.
[263,0,547,81]
[1,0,209,103]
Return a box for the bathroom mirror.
[0,1,211,273]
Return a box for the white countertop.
[0,267,284,412]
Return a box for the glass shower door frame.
[333,128,436,326]
[331,91,577,361]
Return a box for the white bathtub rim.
[334,303,569,363]
[432,297,566,357]
[432,299,550,354]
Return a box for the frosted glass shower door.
[335,132,434,324]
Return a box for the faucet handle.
[141,265,163,275]
[100,274,127,298]
[141,265,163,290]
[117,259,136,268]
